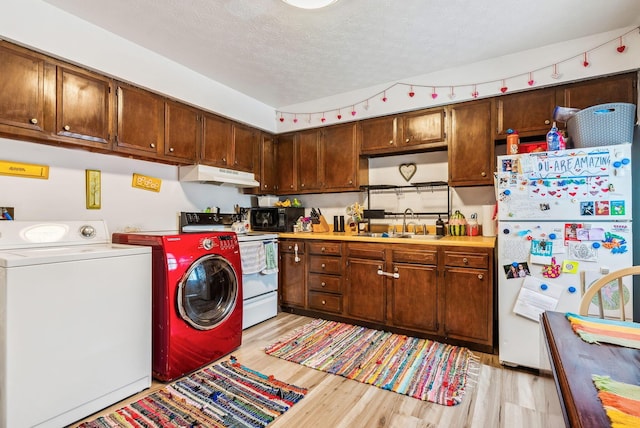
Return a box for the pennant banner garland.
[277,26,639,123]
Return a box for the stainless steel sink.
[356,232,442,240]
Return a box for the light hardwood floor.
[71,313,565,428]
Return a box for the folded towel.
[262,241,278,275]
[566,312,640,349]
[240,242,266,275]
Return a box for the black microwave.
[250,207,305,232]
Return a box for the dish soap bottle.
[546,122,561,151]
[506,129,519,155]
[436,215,445,236]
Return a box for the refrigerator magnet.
[561,260,579,274]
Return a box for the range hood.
[178,164,259,188]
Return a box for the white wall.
[0,137,253,233]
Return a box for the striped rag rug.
[264,319,479,406]
[593,375,640,427]
[566,312,640,349]
[78,359,308,428]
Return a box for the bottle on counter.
[506,129,519,155]
[435,215,445,236]
[546,122,563,151]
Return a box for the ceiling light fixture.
[282,0,338,9]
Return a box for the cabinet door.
[297,129,322,192]
[232,123,257,172]
[115,84,164,156]
[400,108,446,149]
[443,267,491,345]
[495,87,555,137]
[0,43,49,134]
[558,73,636,109]
[164,100,198,162]
[448,99,494,186]
[201,113,232,167]
[279,241,306,308]
[391,263,439,334]
[323,123,358,191]
[256,133,277,194]
[56,67,112,148]
[275,133,296,193]
[359,116,397,154]
[345,258,386,323]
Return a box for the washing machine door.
[177,254,238,330]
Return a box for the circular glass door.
[177,254,238,330]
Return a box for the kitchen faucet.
[402,208,416,234]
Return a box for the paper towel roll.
[482,204,496,237]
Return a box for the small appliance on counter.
[249,207,305,232]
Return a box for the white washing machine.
[0,220,152,428]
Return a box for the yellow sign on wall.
[0,160,49,179]
[132,173,162,192]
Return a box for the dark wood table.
[541,311,640,428]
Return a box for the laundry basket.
[567,103,636,148]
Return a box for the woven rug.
[566,312,640,349]
[264,319,479,406]
[78,358,308,428]
[593,374,640,427]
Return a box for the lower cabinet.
[279,239,306,309]
[278,239,495,352]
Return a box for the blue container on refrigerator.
[496,143,633,369]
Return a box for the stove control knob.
[202,238,214,250]
[80,225,96,238]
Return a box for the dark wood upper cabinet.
[557,72,636,109]
[400,107,447,149]
[323,123,360,191]
[164,100,199,163]
[495,87,556,138]
[56,66,112,148]
[114,83,164,157]
[359,116,397,154]
[0,42,53,137]
[275,133,297,193]
[296,129,322,192]
[232,123,257,172]
[449,99,494,187]
[201,113,233,167]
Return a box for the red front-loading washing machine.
[112,231,242,381]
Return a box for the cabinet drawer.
[308,291,342,313]
[443,251,488,268]
[308,241,342,256]
[280,241,305,254]
[309,256,342,274]
[392,248,437,264]
[347,243,385,260]
[308,273,342,293]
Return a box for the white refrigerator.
[496,143,633,369]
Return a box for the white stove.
[179,212,279,329]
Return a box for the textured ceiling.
[43,0,640,109]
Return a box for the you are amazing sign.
[530,149,611,179]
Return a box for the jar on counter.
[467,213,479,236]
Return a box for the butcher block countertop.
[277,231,496,248]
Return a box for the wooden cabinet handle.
[463,257,469,264]
[322,300,326,305]
[321,282,326,287]
[321,247,326,252]
[478,274,484,280]
[405,138,410,143]
[301,183,305,187]
[389,140,393,145]
[63,125,70,131]
[289,184,294,189]
[150,143,156,148]
[481,172,487,177]
[545,119,550,125]
[30,118,38,125]
[321,263,326,269]
[263,184,268,189]
[288,245,293,250]
[169,147,174,152]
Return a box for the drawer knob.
[545,119,550,125]
[322,300,326,305]
[478,274,484,280]
[481,172,486,177]
[150,143,156,148]
[321,263,326,269]
[321,247,326,252]
[463,257,469,264]
[169,147,174,152]
[63,125,70,131]
[30,118,38,125]
[321,282,326,287]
